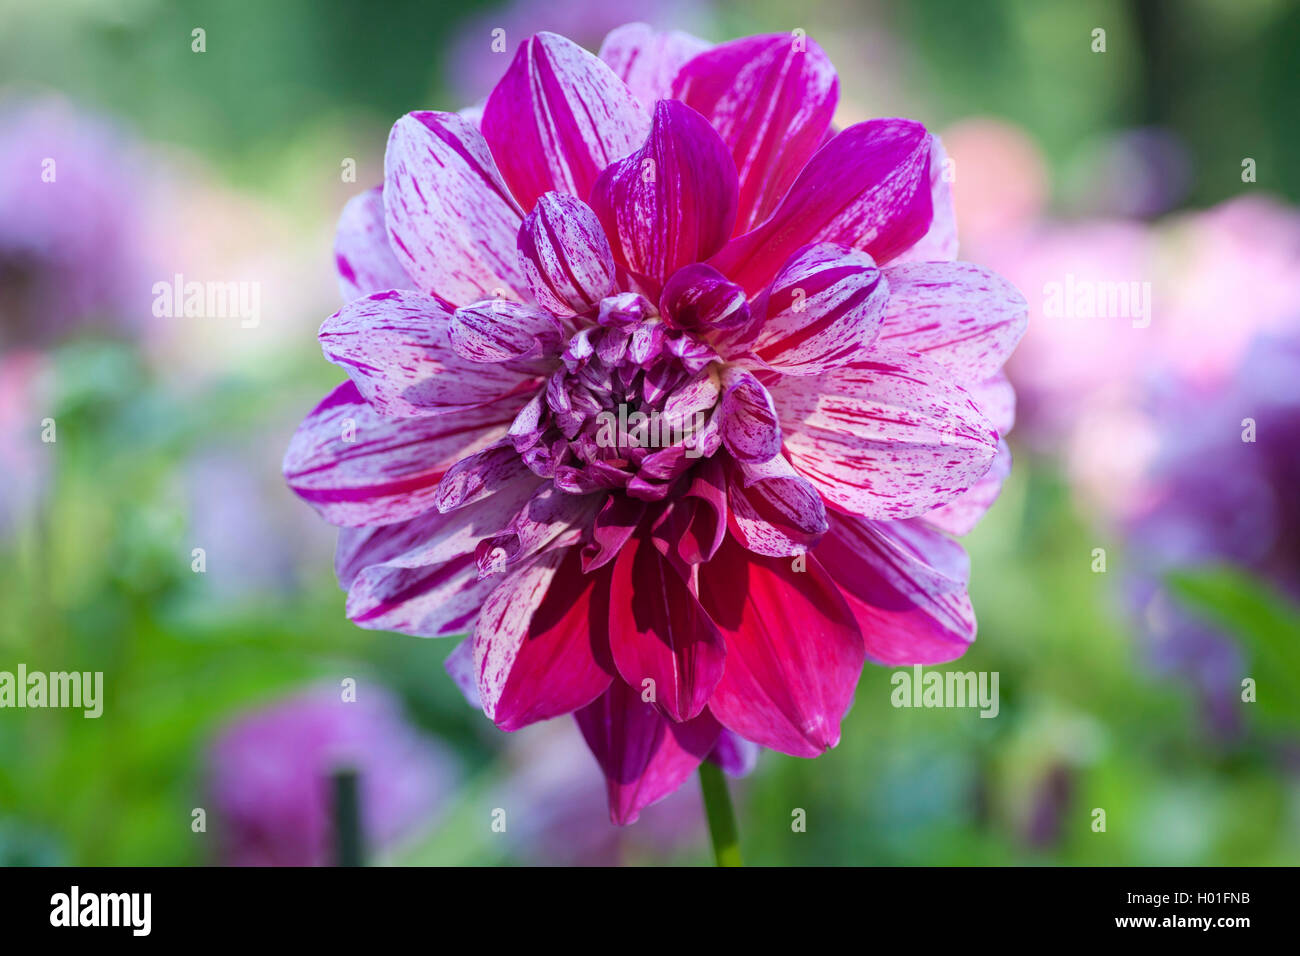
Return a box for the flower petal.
[590,99,739,290]
[334,186,411,302]
[482,31,649,211]
[575,679,722,824]
[770,349,999,519]
[336,476,539,587]
[673,32,838,232]
[698,536,864,757]
[659,263,752,334]
[319,290,537,416]
[893,133,958,264]
[449,299,563,364]
[751,242,888,375]
[598,23,711,109]
[921,437,1012,537]
[608,528,726,722]
[283,381,514,526]
[474,547,616,731]
[718,365,781,462]
[707,729,760,777]
[516,192,616,316]
[817,514,976,665]
[383,111,526,305]
[709,119,933,295]
[443,639,482,709]
[726,455,828,557]
[876,261,1027,384]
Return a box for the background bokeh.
[1,0,1298,865]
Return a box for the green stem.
[332,766,364,867]
[698,762,742,867]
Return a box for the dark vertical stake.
[332,766,364,867]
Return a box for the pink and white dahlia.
[285,24,1027,824]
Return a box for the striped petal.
[474,547,615,731]
[516,192,616,316]
[482,32,649,211]
[751,243,888,375]
[726,455,828,557]
[383,111,526,306]
[673,32,838,232]
[876,261,1027,384]
[818,514,976,665]
[598,23,711,109]
[770,349,999,520]
[709,119,933,295]
[319,290,537,417]
[283,381,514,526]
[334,186,411,302]
[591,99,738,291]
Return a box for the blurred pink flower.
[286,26,1025,823]
[208,686,456,866]
[0,97,149,348]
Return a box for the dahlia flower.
[208,686,456,866]
[285,24,1026,827]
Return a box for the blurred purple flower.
[0,97,147,348]
[208,686,457,866]
[1123,326,1300,735]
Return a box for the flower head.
[286,25,1026,823]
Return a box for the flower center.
[509,293,723,499]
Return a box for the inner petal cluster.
[509,292,723,499]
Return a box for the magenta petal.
[726,455,828,557]
[718,365,781,463]
[334,186,411,302]
[590,99,739,290]
[707,729,760,777]
[473,547,615,731]
[751,242,888,375]
[383,111,527,306]
[283,381,515,527]
[659,263,751,333]
[319,290,537,416]
[894,133,958,264]
[608,530,726,722]
[818,514,976,666]
[673,33,838,232]
[770,349,999,519]
[434,442,535,513]
[598,23,711,109]
[517,192,617,316]
[698,536,864,757]
[575,679,722,824]
[450,299,562,364]
[582,493,646,572]
[482,32,649,211]
[709,119,933,295]
[876,261,1028,384]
